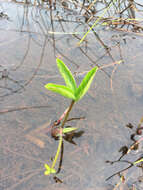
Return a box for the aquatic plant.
[44,58,98,175]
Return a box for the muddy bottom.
[0,1,143,190]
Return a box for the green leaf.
[44,164,56,175]
[56,58,77,92]
[45,83,76,100]
[75,66,98,101]
[62,127,77,134]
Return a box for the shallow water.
[0,1,143,190]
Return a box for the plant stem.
[60,100,75,128]
[51,100,75,170]
[51,129,63,169]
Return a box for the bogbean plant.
[44,58,98,175]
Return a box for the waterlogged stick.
[79,0,118,45]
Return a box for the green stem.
[61,100,75,128]
[51,129,63,169]
[51,100,75,170]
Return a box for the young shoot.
[44,58,98,175]
[45,58,98,101]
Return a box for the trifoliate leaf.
[45,83,76,100]
[57,58,77,92]
[75,66,98,101]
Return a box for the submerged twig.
[0,105,51,114]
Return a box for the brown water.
[0,1,143,190]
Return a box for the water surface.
[0,1,143,189]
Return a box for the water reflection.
[0,0,143,189]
